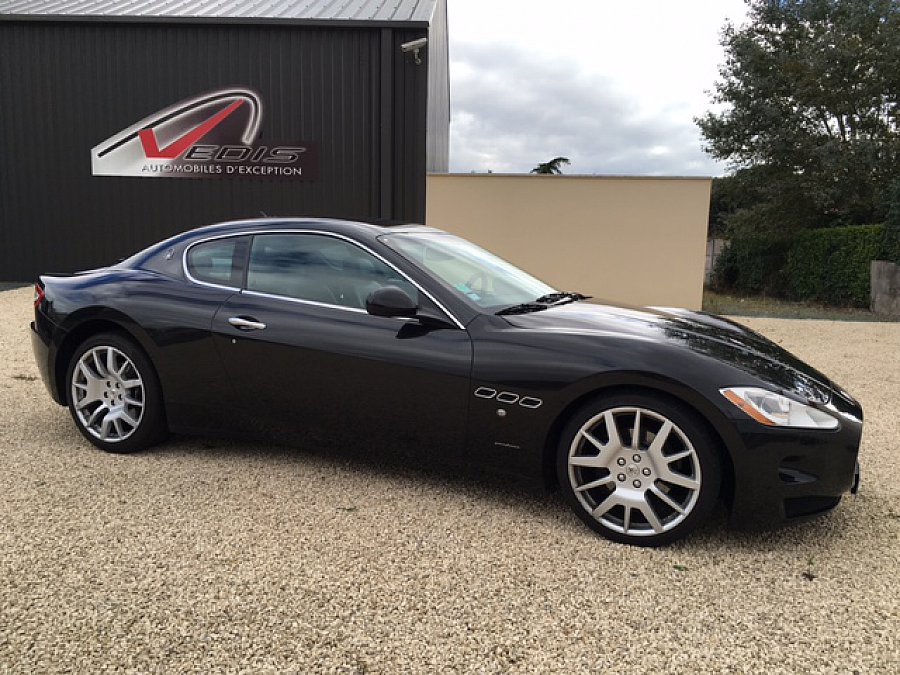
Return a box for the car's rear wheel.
[557,393,721,546]
[66,332,166,453]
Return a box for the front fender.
[545,369,747,464]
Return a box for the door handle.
[228,316,267,331]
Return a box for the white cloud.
[447,0,750,175]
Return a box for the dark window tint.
[246,234,417,309]
[186,238,243,287]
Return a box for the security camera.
[401,37,428,65]
[401,38,428,53]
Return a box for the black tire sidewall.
[65,332,166,454]
[556,392,721,547]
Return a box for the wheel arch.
[54,309,159,406]
[541,374,739,509]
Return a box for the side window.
[246,234,418,310]
[186,237,245,287]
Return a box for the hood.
[501,299,834,403]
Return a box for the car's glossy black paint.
[31,218,863,531]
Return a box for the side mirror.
[366,285,418,318]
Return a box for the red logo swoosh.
[139,99,245,159]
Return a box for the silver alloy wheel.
[567,407,702,537]
[70,346,145,443]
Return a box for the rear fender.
[51,307,160,405]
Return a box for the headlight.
[720,387,839,430]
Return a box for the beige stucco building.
[426,174,712,310]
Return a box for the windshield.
[380,231,556,310]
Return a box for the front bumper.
[726,387,863,530]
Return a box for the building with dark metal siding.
[0,0,449,280]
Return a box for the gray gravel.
[1,286,898,674]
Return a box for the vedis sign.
[91,88,317,180]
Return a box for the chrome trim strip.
[496,392,520,405]
[189,279,241,292]
[474,387,497,399]
[242,289,368,314]
[183,228,465,329]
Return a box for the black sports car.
[30,218,862,546]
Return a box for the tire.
[65,332,167,453]
[556,392,721,546]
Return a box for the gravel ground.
[1,285,897,674]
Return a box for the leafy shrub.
[879,179,900,264]
[784,225,884,307]
[711,235,792,296]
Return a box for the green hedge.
[713,224,885,307]
[880,179,900,264]
[711,235,791,296]
[784,224,884,307]
[883,224,900,264]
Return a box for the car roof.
[182,217,440,241]
[122,217,445,271]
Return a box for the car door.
[210,231,473,461]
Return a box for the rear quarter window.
[186,237,246,287]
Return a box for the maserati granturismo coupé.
[31,218,862,546]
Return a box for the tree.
[530,157,571,174]
[697,0,900,234]
[708,172,763,236]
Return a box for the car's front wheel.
[65,332,166,453]
[557,393,721,546]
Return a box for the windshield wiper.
[534,291,589,305]
[496,292,589,316]
[495,303,551,316]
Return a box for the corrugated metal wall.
[0,19,436,279]
[391,26,429,222]
[425,0,449,173]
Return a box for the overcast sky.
[446,0,750,176]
